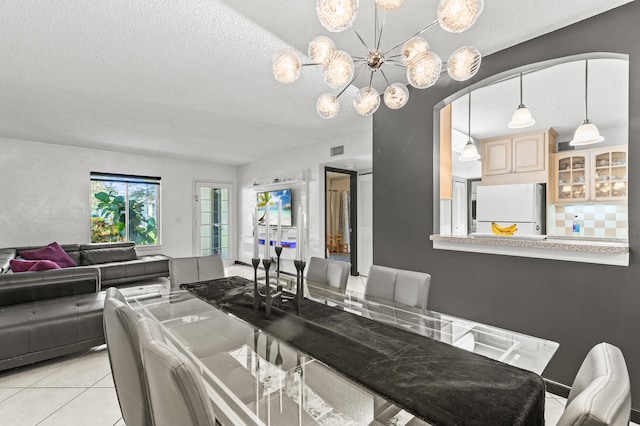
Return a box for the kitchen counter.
[430,234,629,266]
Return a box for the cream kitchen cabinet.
[481,128,557,185]
[590,145,628,201]
[553,151,590,203]
[552,145,627,203]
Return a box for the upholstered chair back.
[557,342,631,426]
[103,287,153,426]
[169,255,224,289]
[137,317,216,426]
[364,265,431,312]
[306,256,351,299]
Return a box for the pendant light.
[459,92,481,161]
[570,60,604,146]
[508,73,535,129]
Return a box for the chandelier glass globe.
[383,83,409,109]
[317,94,341,119]
[437,0,484,33]
[316,0,359,33]
[353,87,380,116]
[308,36,336,65]
[406,51,442,89]
[402,37,429,65]
[447,46,481,81]
[375,0,404,10]
[323,50,354,88]
[272,49,302,84]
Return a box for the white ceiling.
[0,0,634,165]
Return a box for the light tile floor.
[0,266,634,425]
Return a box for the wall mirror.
[435,53,629,240]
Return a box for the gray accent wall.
[373,1,640,412]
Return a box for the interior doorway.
[325,167,357,275]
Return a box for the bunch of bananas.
[491,222,518,236]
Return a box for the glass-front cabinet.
[591,145,628,201]
[553,145,628,203]
[554,152,589,202]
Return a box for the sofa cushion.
[10,259,61,272]
[81,245,138,265]
[20,242,77,268]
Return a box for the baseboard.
[544,379,639,423]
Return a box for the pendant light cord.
[468,91,472,140]
[584,59,589,120]
[519,73,523,105]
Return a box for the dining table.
[129,274,559,426]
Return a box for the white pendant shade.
[508,105,535,129]
[316,0,359,32]
[459,140,481,161]
[507,73,535,129]
[570,60,604,146]
[570,120,605,146]
[272,49,302,84]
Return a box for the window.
[90,172,160,245]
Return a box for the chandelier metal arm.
[350,26,371,51]
[383,19,439,56]
[336,64,368,98]
[376,8,387,51]
[368,70,374,89]
[380,69,392,88]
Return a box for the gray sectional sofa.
[0,242,170,371]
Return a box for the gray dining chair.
[364,265,431,312]
[136,317,216,426]
[556,342,631,426]
[305,256,350,300]
[103,287,153,426]
[169,254,225,289]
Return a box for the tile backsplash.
[549,204,628,238]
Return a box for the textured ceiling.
[0,0,634,165]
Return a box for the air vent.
[331,145,344,156]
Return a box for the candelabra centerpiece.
[252,201,306,319]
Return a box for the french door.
[194,182,233,264]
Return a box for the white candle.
[253,205,259,259]
[276,200,282,247]
[302,211,307,261]
[264,202,270,258]
[295,205,302,260]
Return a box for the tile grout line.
[34,387,91,426]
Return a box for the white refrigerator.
[474,183,544,237]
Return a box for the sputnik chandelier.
[273,0,484,119]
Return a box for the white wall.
[237,131,372,274]
[0,138,236,258]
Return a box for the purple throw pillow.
[20,242,77,268]
[10,259,62,272]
